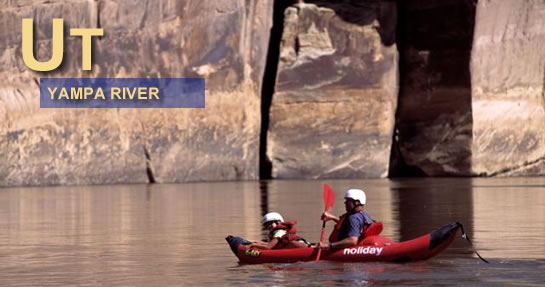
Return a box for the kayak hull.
[226,222,460,264]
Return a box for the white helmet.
[344,189,366,205]
[262,212,284,224]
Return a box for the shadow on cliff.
[260,0,298,179]
[304,0,476,176]
[390,0,477,177]
[306,0,397,46]
[392,177,474,243]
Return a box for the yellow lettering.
[138,87,147,99]
[71,87,83,100]
[70,28,103,70]
[84,87,93,99]
[59,88,69,100]
[125,87,136,100]
[22,18,64,71]
[95,88,105,100]
[48,87,57,100]
[111,87,122,100]
[111,87,120,99]
[149,87,159,100]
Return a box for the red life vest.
[268,220,299,249]
[329,214,352,243]
[328,213,380,245]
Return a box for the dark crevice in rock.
[259,0,295,179]
[388,0,406,177]
[389,0,425,177]
[389,0,476,177]
[139,0,150,30]
[488,156,545,177]
[388,134,427,177]
[294,36,300,56]
[96,0,101,30]
[143,146,156,183]
[542,63,545,107]
[307,0,397,45]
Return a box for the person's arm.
[321,211,340,223]
[249,238,279,250]
[248,240,267,249]
[319,237,358,249]
[248,242,263,249]
[327,236,358,249]
[321,214,363,249]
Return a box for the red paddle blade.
[323,183,335,211]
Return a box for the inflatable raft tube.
[226,222,461,264]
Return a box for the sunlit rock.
[268,2,398,178]
[0,0,273,185]
[471,0,545,176]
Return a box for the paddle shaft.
[315,220,327,261]
[316,183,335,261]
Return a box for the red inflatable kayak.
[226,222,461,264]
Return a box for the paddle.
[316,183,335,261]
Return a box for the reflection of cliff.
[472,178,545,259]
[1,0,545,186]
[392,178,473,245]
[0,183,262,284]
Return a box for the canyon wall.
[2,0,545,186]
[393,0,475,176]
[0,0,273,185]
[471,0,545,176]
[267,1,398,179]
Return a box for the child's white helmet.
[262,212,284,224]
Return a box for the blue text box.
[40,78,205,108]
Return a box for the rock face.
[471,0,545,176]
[3,0,545,186]
[267,1,398,179]
[0,0,273,186]
[393,0,476,176]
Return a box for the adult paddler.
[319,189,374,250]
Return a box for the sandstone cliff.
[2,0,545,186]
[391,0,545,177]
[267,2,398,178]
[471,0,545,176]
[0,0,272,185]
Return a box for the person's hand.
[321,211,335,222]
[248,242,262,249]
[317,241,330,249]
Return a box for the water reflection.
[0,178,544,286]
[390,178,474,255]
[472,177,545,259]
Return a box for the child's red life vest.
[268,220,299,248]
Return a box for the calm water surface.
[0,178,544,286]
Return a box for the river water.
[0,178,544,286]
